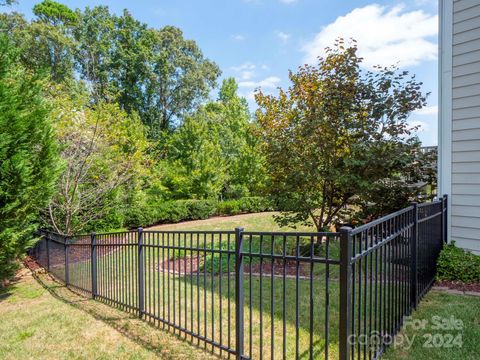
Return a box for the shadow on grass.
[30,269,220,359]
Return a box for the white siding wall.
[450,0,480,252]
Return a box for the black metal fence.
[339,195,447,360]
[31,195,447,360]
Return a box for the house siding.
[449,0,480,252]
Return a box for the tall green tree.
[0,35,59,282]
[161,78,265,199]
[28,0,78,82]
[256,40,430,231]
[74,7,220,134]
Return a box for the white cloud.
[275,31,291,44]
[239,76,281,89]
[232,34,246,41]
[414,105,438,116]
[409,120,428,132]
[230,62,257,80]
[239,90,257,101]
[302,4,438,69]
[279,0,298,4]
[231,62,256,72]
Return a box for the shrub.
[437,241,480,283]
[153,201,190,224]
[216,197,272,216]
[216,199,242,216]
[124,196,273,228]
[183,199,217,220]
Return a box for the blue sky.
[10,0,439,145]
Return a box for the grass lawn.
[146,211,317,232]
[0,269,216,360]
[384,290,480,360]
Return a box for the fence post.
[443,194,448,244]
[339,226,353,360]
[235,227,245,360]
[65,237,69,286]
[91,232,97,298]
[138,227,145,317]
[46,234,50,272]
[410,203,418,309]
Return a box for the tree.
[74,7,220,135]
[160,78,265,200]
[255,40,429,231]
[28,0,78,83]
[0,35,59,281]
[0,0,16,6]
[73,5,115,101]
[45,87,149,235]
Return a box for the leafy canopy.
[256,39,430,231]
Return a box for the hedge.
[124,197,273,228]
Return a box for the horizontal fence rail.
[32,195,447,360]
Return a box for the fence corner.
[339,226,352,360]
[410,202,419,309]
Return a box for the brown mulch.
[435,280,480,293]
[157,255,202,274]
[23,256,42,271]
[246,259,310,277]
[155,256,310,277]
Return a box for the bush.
[153,201,190,223]
[183,199,217,220]
[437,241,480,283]
[124,196,273,228]
[216,197,272,216]
[216,199,242,216]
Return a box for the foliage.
[437,241,480,283]
[74,8,220,134]
[160,78,266,200]
[3,2,220,135]
[0,35,59,282]
[124,197,272,228]
[0,0,16,6]
[45,87,149,235]
[256,39,430,231]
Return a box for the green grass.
[146,211,317,232]
[0,270,215,360]
[384,290,480,360]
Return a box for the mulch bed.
[435,280,480,293]
[157,256,202,274]
[24,256,42,271]
[156,256,311,277]
[246,259,310,277]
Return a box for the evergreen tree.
[0,35,59,282]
